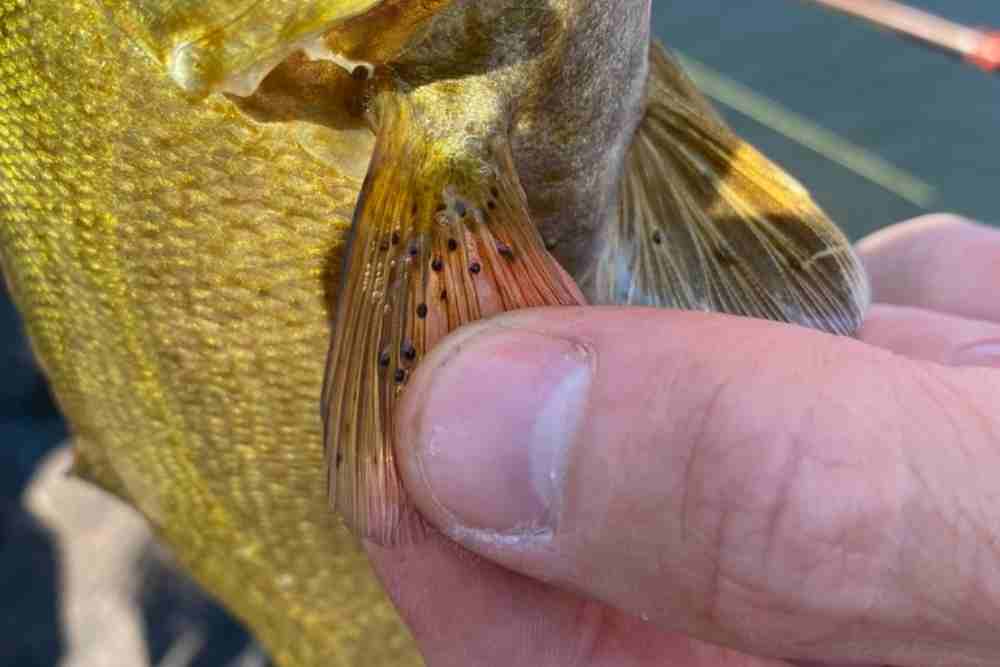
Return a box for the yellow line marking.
[675,52,938,208]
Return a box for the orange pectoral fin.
[322,95,584,546]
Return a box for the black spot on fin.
[321,92,585,546]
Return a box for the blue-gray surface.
[655,0,999,238]
[1,2,997,665]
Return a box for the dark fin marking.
[591,41,869,336]
[322,93,584,546]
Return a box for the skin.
[385,0,651,276]
[367,214,1000,667]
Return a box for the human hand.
[366,214,1000,667]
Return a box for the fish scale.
[0,0,417,664]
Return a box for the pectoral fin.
[322,94,584,545]
[592,42,869,335]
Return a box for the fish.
[0,0,869,665]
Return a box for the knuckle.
[912,212,978,230]
[694,367,902,640]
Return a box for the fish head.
[98,0,420,96]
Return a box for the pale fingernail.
[409,326,592,540]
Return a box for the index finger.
[857,214,1000,323]
[394,307,1000,666]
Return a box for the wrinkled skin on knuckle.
[677,352,905,647]
[893,362,1000,640]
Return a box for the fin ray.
[592,42,869,336]
[323,92,584,545]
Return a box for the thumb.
[394,307,1000,666]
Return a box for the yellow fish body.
[0,1,868,665]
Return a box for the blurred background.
[2,1,997,665]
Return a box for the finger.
[377,302,997,667]
[364,533,791,667]
[860,304,1000,368]
[857,214,1000,323]
[395,307,1000,666]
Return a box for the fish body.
[0,0,867,665]
[1,2,408,664]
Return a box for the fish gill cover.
[97,0,384,94]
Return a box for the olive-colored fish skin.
[0,0,650,664]
[0,2,409,666]
[387,1,652,279]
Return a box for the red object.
[967,31,1000,72]
[808,0,999,75]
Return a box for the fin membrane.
[591,41,869,336]
[322,93,584,545]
